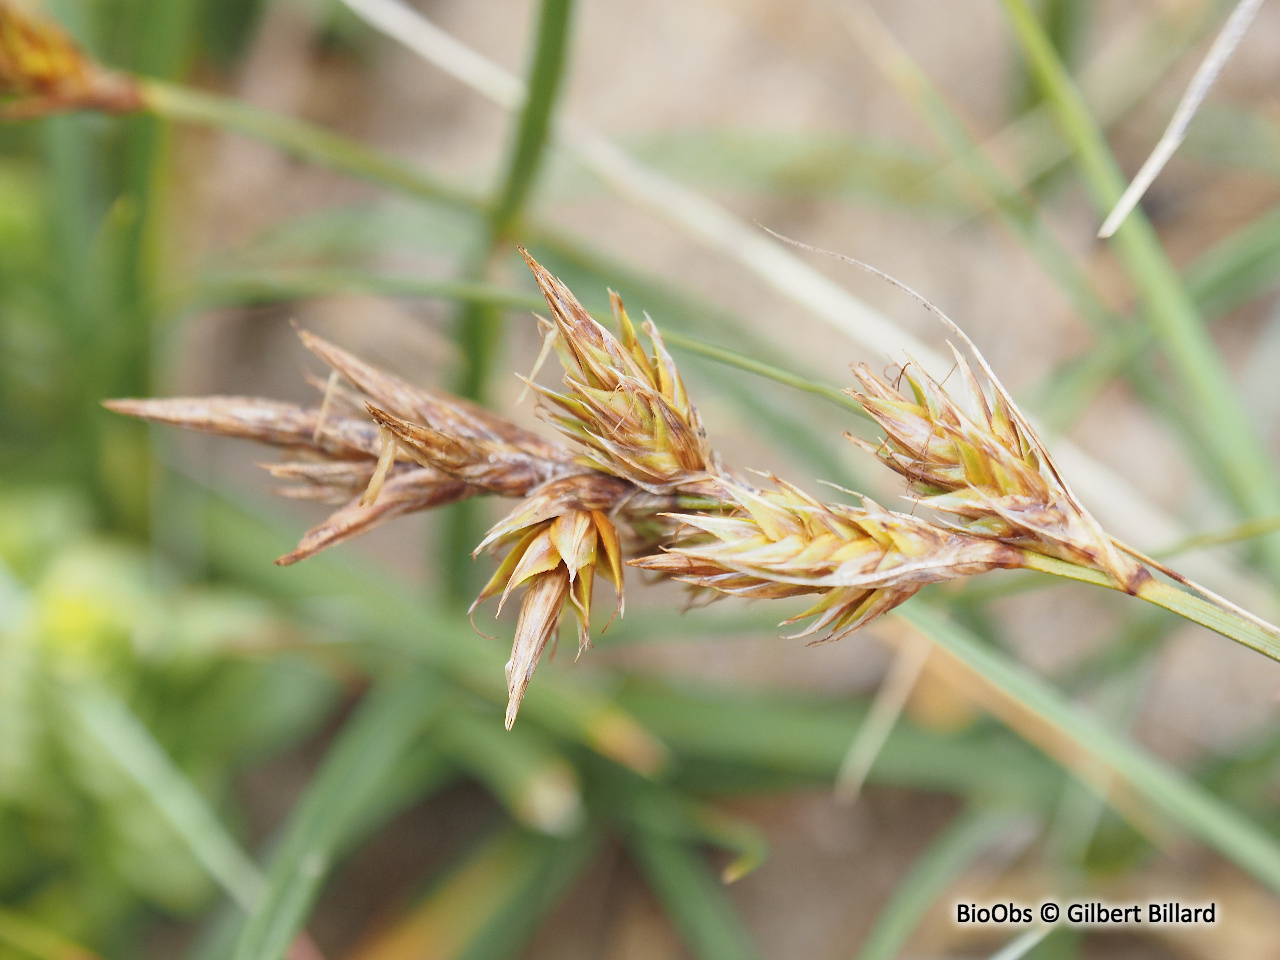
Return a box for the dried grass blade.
[1098,0,1264,238]
[834,632,931,804]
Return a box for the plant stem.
[446,0,574,604]
[661,330,863,415]
[138,79,480,212]
[1017,550,1280,662]
[489,0,573,236]
[98,0,203,533]
[454,0,574,405]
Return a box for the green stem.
[447,0,575,604]
[100,0,202,532]
[998,0,1280,575]
[139,79,480,213]
[1017,550,1280,662]
[43,114,102,498]
[489,0,573,234]
[453,242,508,406]
[455,0,575,405]
[661,330,862,415]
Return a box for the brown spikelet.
[106,394,474,565]
[298,329,566,460]
[632,477,1021,643]
[504,567,572,729]
[264,460,381,504]
[849,345,1148,593]
[102,396,383,458]
[469,473,632,727]
[274,469,470,566]
[519,247,718,495]
[104,331,576,567]
[0,1,141,117]
[365,404,574,497]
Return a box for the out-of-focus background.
[2,0,1280,957]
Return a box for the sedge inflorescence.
[848,348,1148,593]
[0,0,141,117]
[109,248,1165,727]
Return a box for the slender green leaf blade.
[857,807,1019,960]
[74,685,265,910]
[897,603,1280,893]
[230,669,445,960]
[630,833,764,960]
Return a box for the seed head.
[519,247,718,496]
[299,329,566,462]
[849,345,1147,592]
[469,474,629,728]
[103,330,577,567]
[632,477,1020,642]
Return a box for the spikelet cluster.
[109,248,1163,729]
[849,348,1148,592]
[0,1,140,117]
[633,477,1020,642]
[521,250,718,496]
[380,249,725,726]
[108,263,705,727]
[455,247,728,725]
[368,404,638,727]
[468,475,628,727]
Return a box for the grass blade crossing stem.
[998,0,1280,577]
[231,670,445,960]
